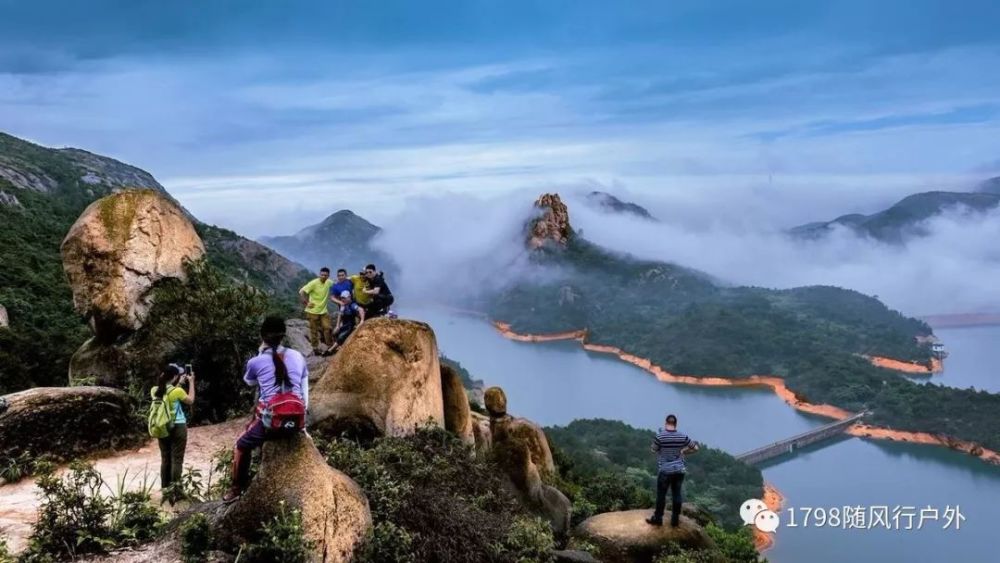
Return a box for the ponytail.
[155,364,181,398]
[260,316,290,389]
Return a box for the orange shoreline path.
[491,321,1000,467]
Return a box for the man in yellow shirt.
[349,271,372,307]
[299,267,334,354]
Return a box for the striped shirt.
[652,429,692,473]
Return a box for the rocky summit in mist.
[259,209,394,274]
[789,187,1000,244]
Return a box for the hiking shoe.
[222,487,243,504]
[645,516,663,526]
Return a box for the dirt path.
[0,419,244,554]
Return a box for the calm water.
[926,326,1000,393]
[406,307,1000,563]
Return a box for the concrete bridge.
[735,411,870,465]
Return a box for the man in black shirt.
[361,263,394,318]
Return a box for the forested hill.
[489,193,1000,453]
[0,132,309,393]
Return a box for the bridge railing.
[735,411,869,460]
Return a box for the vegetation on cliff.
[317,426,556,563]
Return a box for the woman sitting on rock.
[224,316,309,503]
[151,363,195,497]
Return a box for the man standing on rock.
[647,414,699,527]
[299,267,334,355]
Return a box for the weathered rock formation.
[308,318,445,440]
[60,190,205,386]
[485,385,508,417]
[529,193,573,249]
[0,387,139,467]
[483,386,572,539]
[209,433,371,563]
[572,509,715,563]
[62,189,204,338]
[441,364,474,444]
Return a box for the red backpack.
[257,380,306,432]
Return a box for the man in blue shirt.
[647,414,699,527]
[329,269,354,308]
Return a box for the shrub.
[180,513,213,563]
[493,516,555,563]
[319,426,555,563]
[239,501,313,563]
[0,536,13,563]
[23,463,163,560]
[129,260,271,422]
[355,521,417,563]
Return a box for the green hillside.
[0,132,309,393]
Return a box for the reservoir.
[408,308,1000,563]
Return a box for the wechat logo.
[741,498,780,533]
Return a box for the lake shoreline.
[491,321,1000,467]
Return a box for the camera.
[185,363,193,375]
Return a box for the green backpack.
[147,391,174,438]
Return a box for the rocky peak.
[528,193,573,249]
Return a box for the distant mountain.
[260,209,395,274]
[583,191,657,221]
[789,190,1000,243]
[978,176,1000,194]
[0,131,309,393]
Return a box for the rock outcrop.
[0,386,139,465]
[441,364,474,444]
[572,509,715,563]
[0,304,8,329]
[210,433,371,563]
[309,318,445,440]
[485,386,508,417]
[484,386,572,539]
[61,189,204,339]
[529,193,573,249]
[61,190,205,386]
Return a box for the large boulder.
[484,386,508,417]
[0,387,140,466]
[210,433,371,563]
[572,509,715,563]
[61,189,204,340]
[441,364,474,444]
[308,318,445,440]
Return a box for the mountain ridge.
[790,189,1000,243]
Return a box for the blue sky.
[1,0,999,235]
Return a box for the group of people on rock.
[152,267,699,522]
[297,264,395,356]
